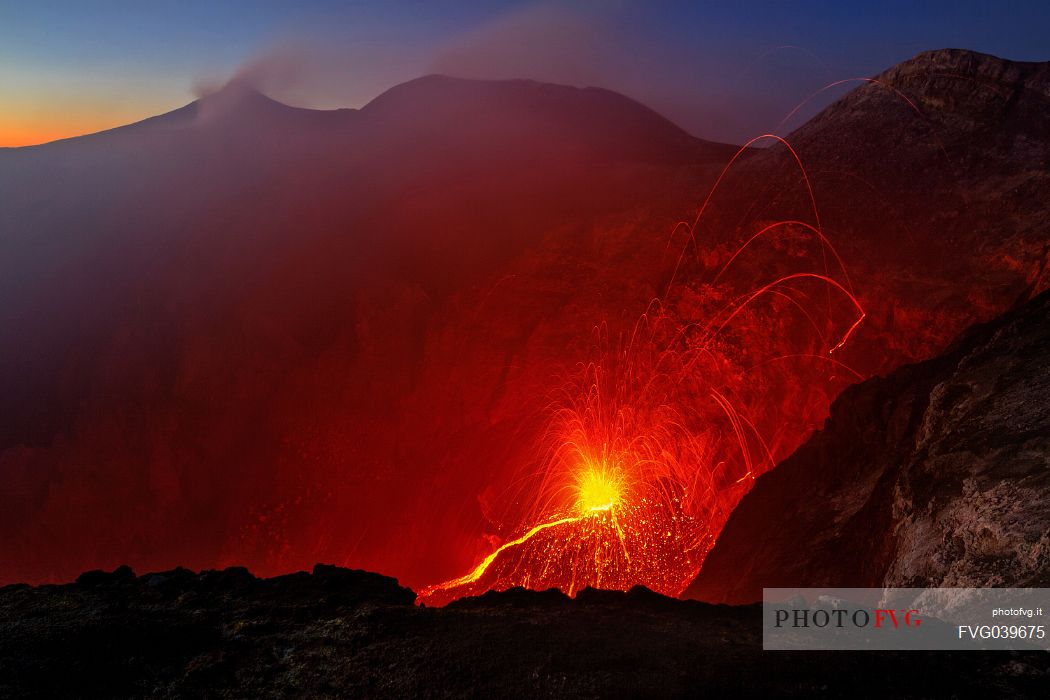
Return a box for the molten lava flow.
[419,464,632,598]
[418,134,866,607]
[420,515,582,593]
[418,453,701,605]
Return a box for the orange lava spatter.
[418,135,866,606]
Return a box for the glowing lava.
[418,134,867,607]
[575,463,623,513]
[418,515,582,594]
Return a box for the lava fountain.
[418,135,866,606]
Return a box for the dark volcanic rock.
[685,290,1050,604]
[2,566,1047,698]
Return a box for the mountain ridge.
[0,73,725,153]
[3,48,1048,153]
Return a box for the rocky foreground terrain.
[687,289,1050,603]
[2,564,1048,699]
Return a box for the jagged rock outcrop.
[685,290,1050,604]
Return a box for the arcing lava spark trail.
[418,134,866,606]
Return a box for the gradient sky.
[2,0,1048,146]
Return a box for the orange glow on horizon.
[1,115,135,147]
[0,91,181,147]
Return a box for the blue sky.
[2,1,1047,145]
